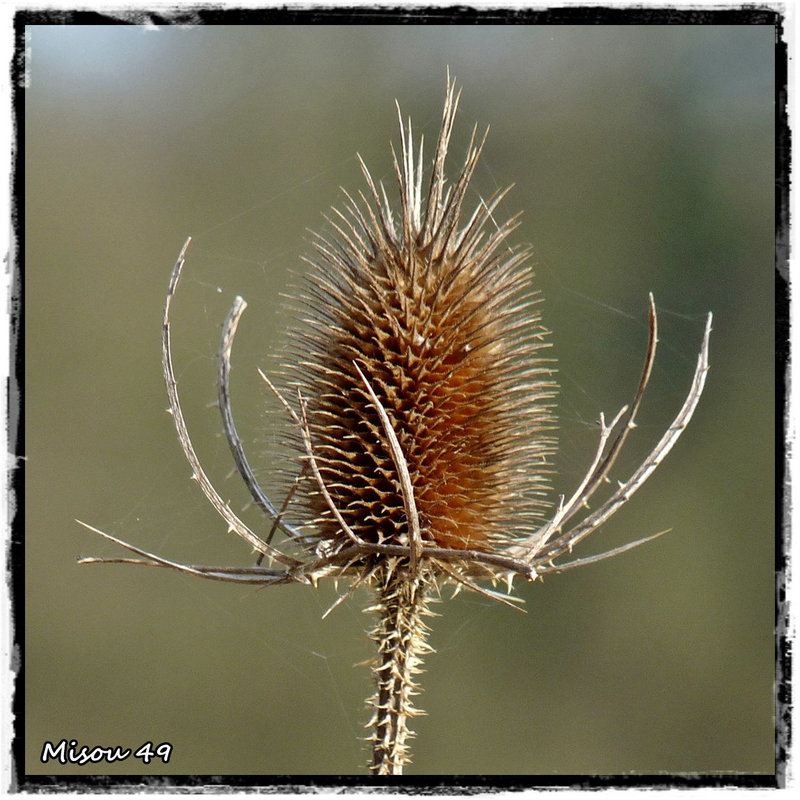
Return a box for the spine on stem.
[367,562,434,775]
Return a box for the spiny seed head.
[280,78,557,556]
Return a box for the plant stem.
[368,560,434,775]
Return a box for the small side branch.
[537,309,712,565]
[162,238,300,569]
[217,294,303,541]
[260,370,368,551]
[537,529,671,575]
[76,520,294,585]
[525,294,659,558]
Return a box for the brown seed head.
[281,79,557,557]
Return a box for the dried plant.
[79,76,712,775]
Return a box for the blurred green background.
[25,25,775,777]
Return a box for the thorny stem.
[367,562,434,775]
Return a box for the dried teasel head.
[277,78,557,562]
[268,79,559,773]
[79,74,712,776]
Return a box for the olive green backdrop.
[25,25,775,777]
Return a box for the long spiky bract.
[79,76,713,776]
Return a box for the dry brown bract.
[79,77,712,775]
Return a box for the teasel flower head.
[279,77,557,564]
